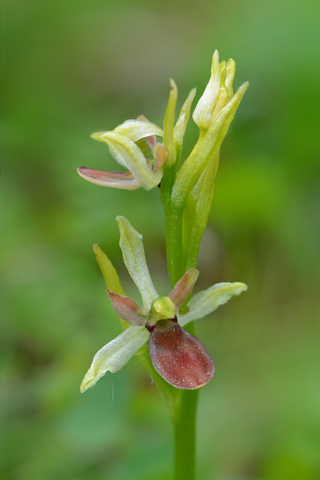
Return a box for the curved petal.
[169,268,199,311]
[114,119,163,141]
[77,167,141,190]
[95,132,163,191]
[80,326,149,393]
[117,216,159,308]
[178,282,247,326]
[107,290,147,326]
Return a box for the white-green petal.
[80,326,149,393]
[178,282,247,326]
[114,119,163,141]
[117,216,159,308]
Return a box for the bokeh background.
[2,0,320,479]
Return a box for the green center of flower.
[149,296,175,325]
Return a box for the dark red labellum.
[148,320,214,389]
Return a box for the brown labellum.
[148,319,215,390]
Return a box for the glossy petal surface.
[148,320,214,390]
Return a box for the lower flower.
[80,216,247,392]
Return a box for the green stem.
[161,163,185,287]
[174,389,199,480]
[164,203,184,287]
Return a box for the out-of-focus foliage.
[2,0,320,479]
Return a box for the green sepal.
[93,244,128,330]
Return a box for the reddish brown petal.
[148,320,214,389]
[77,167,141,190]
[169,268,199,311]
[107,290,146,326]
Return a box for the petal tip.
[80,370,96,393]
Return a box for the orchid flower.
[77,116,167,191]
[80,216,247,392]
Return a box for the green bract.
[80,217,247,393]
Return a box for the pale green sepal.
[80,326,149,392]
[178,282,247,326]
[163,79,178,166]
[174,88,197,147]
[117,216,159,308]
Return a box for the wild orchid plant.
[78,50,248,480]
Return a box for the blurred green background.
[2,0,320,479]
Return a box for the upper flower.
[77,117,167,191]
[80,216,247,393]
[192,50,242,131]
